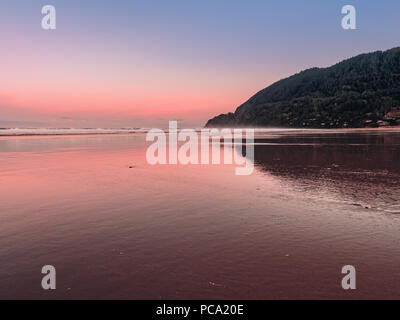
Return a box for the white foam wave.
[0,128,149,136]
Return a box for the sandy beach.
[1,128,399,299]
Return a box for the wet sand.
[0,129,400,299]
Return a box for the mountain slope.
[206,47,400,128]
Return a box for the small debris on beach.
[351,203,362,207]
[208,281,224,288]
[351,203,371,209]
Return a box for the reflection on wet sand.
[251,130,400,214]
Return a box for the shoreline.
[0,126,399,137]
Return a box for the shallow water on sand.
[0,129,400,299]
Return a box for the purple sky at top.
[0,0,399,128]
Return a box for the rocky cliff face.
[206,47,400,128]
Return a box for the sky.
[0,0,399,128]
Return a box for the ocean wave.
[0,128,150,136]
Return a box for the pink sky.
[0,42,281,127]
[0,33,281,127]
[1,0,398,128]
